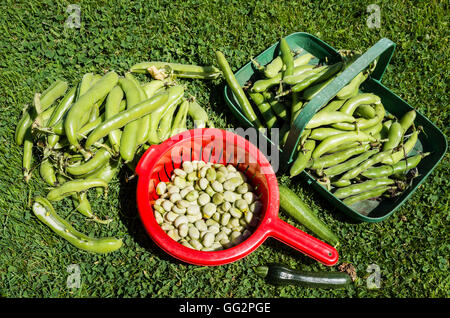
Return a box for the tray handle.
[280,38,396,168]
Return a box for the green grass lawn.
[0,0,448,298]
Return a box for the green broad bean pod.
[338,150,393,181]
[342,185,394,206]
[336,71,368,100]
[382,129,419,165]
[215,51,263,129]
[339,93,381,116]
[280,37,294,78]
[39,79,68,113]
[130,61,221,80]
[382,122,403,151]
[171,100,189,136]
[85,90,169,149]
[32,197,122,254]
[188,99,213,129]
[46,179,108,201]
[15,109,33,146]
[399,110,416,134]
[321,148,379,177]
[308,143,371,170]
[305,111,355,129]
[309,127,348,141]
[104,85,124,154]
[66,148,111,176]
[46,86,77,128]
[40,159,57,186]
[362,152,429,179]
[64,71,119,151]
[333,178,394,199]
[147,86,184,144]
[158,97,179,141]
[312,131,376,159]
[119,76,145,162]
[290,139,316,177]
[249,92,277,129]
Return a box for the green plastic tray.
[223,32,447,222]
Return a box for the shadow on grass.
[116,167,186,266]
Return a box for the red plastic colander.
[136,128,338,266]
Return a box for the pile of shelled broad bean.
[153,160,263,251]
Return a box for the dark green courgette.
[255,263,351,289]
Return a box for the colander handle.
[280,38,396,170]
[269,217,338,266]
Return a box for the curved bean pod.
[382,130,419,165]
[332,102,385,131]
[342,185,393,206]
[334,178,394,199]
[290,92,303,125]
[264,56,284,79]
[255,65,316,91]
[280,37,294,78]
[305,111,355,129]
[105,85,124,153]
[312,131,376,159]
[399,110,416,134]
[72,192,93,218]
[46,86,77,128]
[158,97,179,141]
[125,73,151,145]
[382,122,403,151]
[142,80,166,98]
[362,152,429,178]
[339,151,392,181]
[321,148,379,177]
[85,90,169,149]
[119,76,145,162]
[46,179,108,201]
[40,159,57,186]
[147,86,184,144]
[362,121,383,136]
[22,131,33,182]
[65,71,118,150]
[282,65,323,86]
[291,62,342,93]
[309,127,348,141]
[215,51,263,129]
[308,143,370,170]
[339,93,381,116]
[290,139,315,177]
[354,104,376,119]
[171,99,189,136]
[302,74,336,101]
[130,61,220,79]
[32,197,122,254]
[336,71,367,100]
[66,148,111,176]
[188,99,213,129]
[264,52,314,79]
[39,79,68,112]
[15,109,33,146]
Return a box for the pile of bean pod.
[15,62,217,254]
[153,160,262,251]
[217,37,427,207]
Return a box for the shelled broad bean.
[153,161,262,251]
